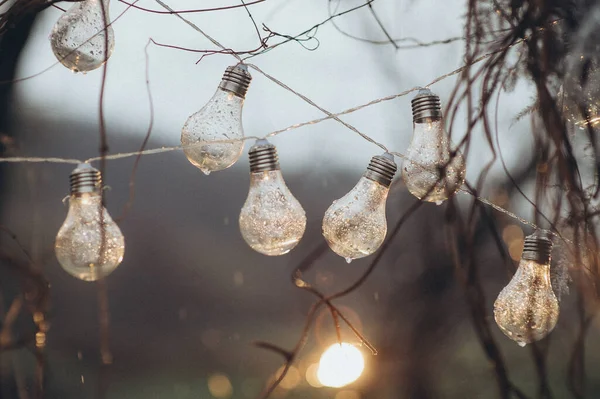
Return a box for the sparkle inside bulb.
[402,120,465,203]
[494,259,559,346]
[239,170,306,256]
[55,193,125,281]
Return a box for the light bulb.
[181,65,252,175]
[50,0,115,73]
[322,153,397,262]
[239,140,306,256]
[317,343,365,388]
[494,231,559,347]
[402,89,466,204]
[561,8,600,129]
[55,164,125,281]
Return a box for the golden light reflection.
[317,343,365,388]
[305,363,323,388]
[503,224,524,261]
[491,189,509,207]
[207,373,233,398]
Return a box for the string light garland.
[0,65,572,344]
[322,153,397,263]
[402,88,466,205]
[239,139,306,256]
[55,164,125,281]
[50,0,114,73]
[0,4,583,392]
[8,60,568,350]
[493,230,559,347]
[181,64,252,174]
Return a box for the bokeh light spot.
[317,343,364,388]
[276,365,301,390]
[502,224,524,245]
[208,373,233,398]
[508,239,524,262]
[306,363,323,388]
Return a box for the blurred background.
[0,0,599,398]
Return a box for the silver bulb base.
[521,231,553,264]
[364,153,397,187]
[249,140,280,173]
[70,163,102,195]
[219,64,252,98]
[412,88,443,123]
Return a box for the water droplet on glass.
[517,341,527,348]
[435,200,444,206]
[345,257,353,264]
[201,169,211,176]
[402,115,466,203]
[181,71,247,174]
[323,175,392,261]
[49,0,115,73]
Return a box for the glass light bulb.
[239,140,306,256]
[494,233,559,347]
[55,165,124,281]
[322,154,397,262]
[181,65,252,175]
[50,0,115,73]
[402,89,466,204]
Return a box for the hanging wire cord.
[0,0,598,399]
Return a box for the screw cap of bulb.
[219,64,252,98]
[411,88,443,123]
[70,163,102,195]
[363,153,397,187]
[521,230,553,264]
[249,139,280,173]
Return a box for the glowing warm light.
[317,343,365,388]
[504,223,525,262]
[207,373,233,398]
[502,224,524,244]
[576,116,600,127]
[508,239,525,262]
[306,363,323,388]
